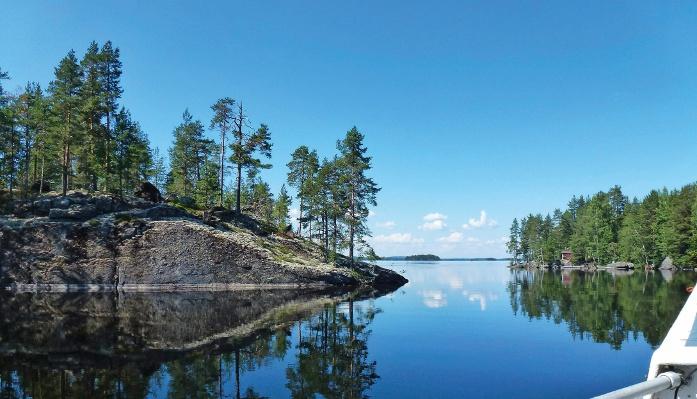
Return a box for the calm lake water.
[0,261,694,398]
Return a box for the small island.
[405,254,441,261]
[0,40,408,293]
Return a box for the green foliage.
[113,108,151,196]
[272,184,292,232]
[336,127,380,264]
[404,254,439,261]
[194,159,221,208]
[49,50,84,195]
[509,183,697,266]
[284,128,379,265]
[287,145,319,235]
[363,247,382,260]
[166,110,211,199]
[0,42,155,199]
[1,44,384,271]
[210,97,235,206]
[229,103,272,214]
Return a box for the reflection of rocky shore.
[0,287,386,398]
[0,287,387,369]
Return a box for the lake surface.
[0,261,694,398]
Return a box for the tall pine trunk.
[22,126,30,199]
[349,191,356,265]
[62,142,68,196]
[323,211,329,262]
[235,163,242,214]
[39,154,45,196]
[8,120,15,199]
[332,214,338,264]
[105,111,111,192]
[219,122,225,207]
[298,197,304,236]
[234,103,244,215]
[62,111,71,196]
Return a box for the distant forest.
[0,41,381,264]
[405,254,441,261]
[507,184,697,266]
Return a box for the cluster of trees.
[164,113,380,263]
[507,184,697,266]
[0,42,153,198]
[165,99,274,215]
[286,128,380,263]
[1,42,381,265]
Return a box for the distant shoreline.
[378,257,512,262]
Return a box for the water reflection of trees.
[286,299,379,399]
[0,297,379,398]
[508,269,695,349]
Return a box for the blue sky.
[2,1,697,257]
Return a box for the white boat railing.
[593,284,697,399]
[591,372,682,399]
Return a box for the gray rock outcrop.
[0,193,407,291]
[659,256,675,270]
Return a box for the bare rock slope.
[0,192,407,290]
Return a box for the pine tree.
[48,50,83,195]
[79,41,106,191]
[273,184,292,232]
[336,127,380,265]
[210,97,235,207]
[0,96,20,198]
[113,107,152,196]
[14,83,43,197]
[0,68,8,101]
[28,84,54,195]
[0,69,10,197]
[167,110,210,199]
[287,145,319,236]
[99,41,123,190]
[194,158,221,208]
[312,157,347,261]
[229,103,272,215]
[507,218,521,263]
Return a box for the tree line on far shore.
[0,41,380,264]
[506,184,697,267]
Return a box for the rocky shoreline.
[0,192,407,291]
[508,257,696,272]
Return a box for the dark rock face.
[0,194,407,291]
[48,204,98,220]
[134,181,163,203]
[30,180,51,193]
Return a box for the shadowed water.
[0,261,693,398]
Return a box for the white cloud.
[376,221,396,229]
[423,212,447,222]
[368,210,377,218]
[373,233,425,244]
[420,212,447,230]
[437,231,464,243]
[420,290,447,308]
[462,210,498,230]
